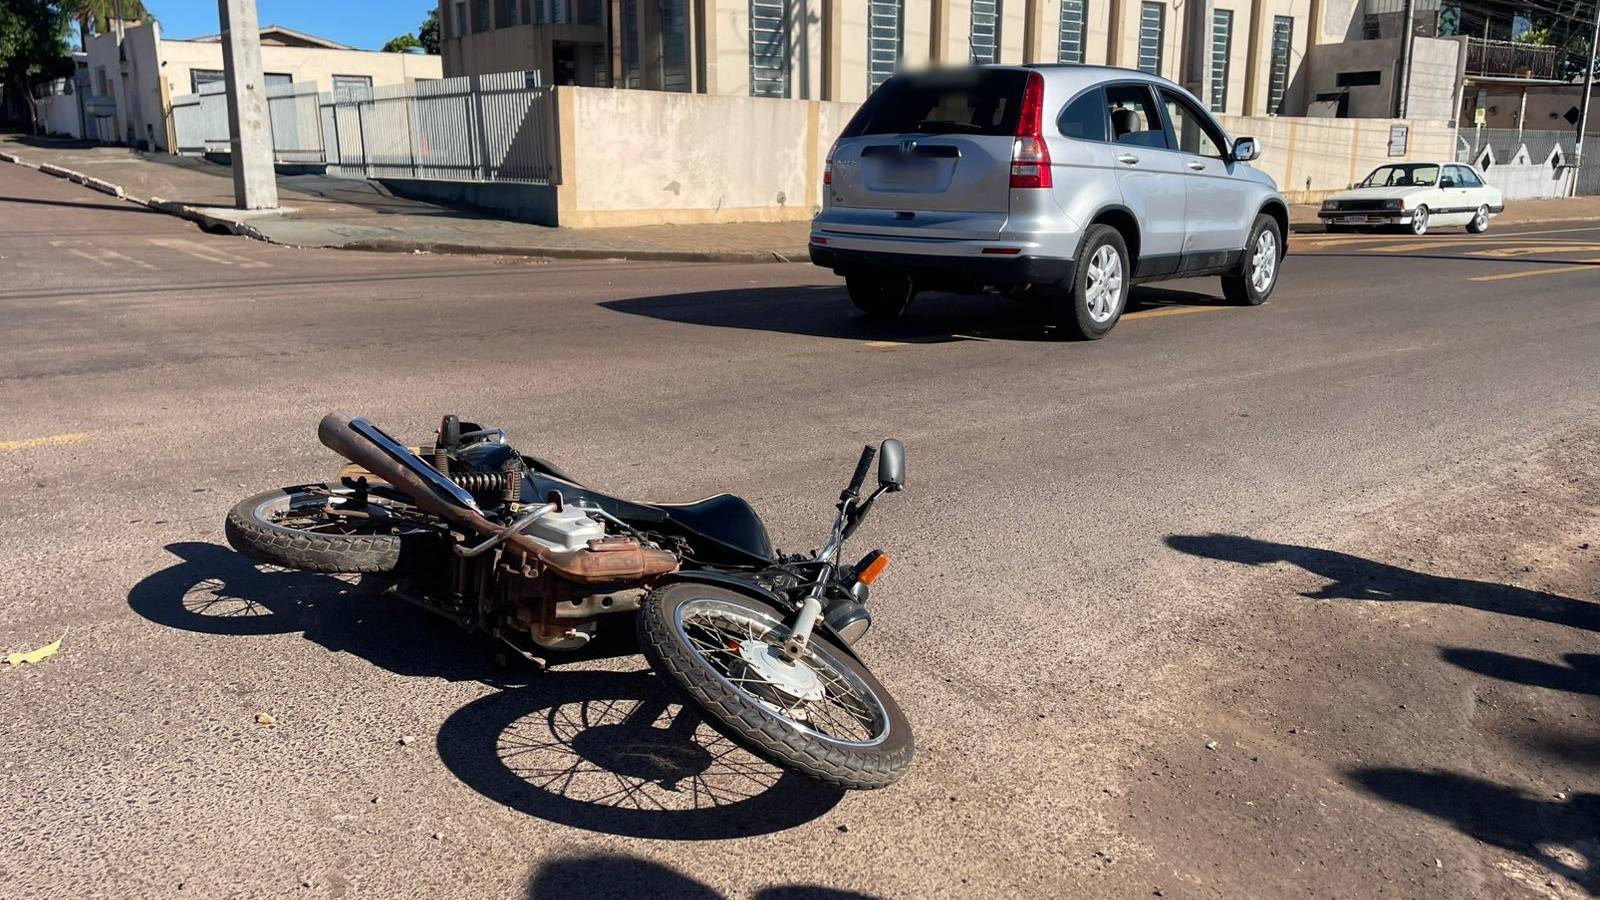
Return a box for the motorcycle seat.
[651,493,775,562]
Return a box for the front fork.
[781,567,832,661]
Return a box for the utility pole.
[1576,0,1600,195]
[216,0,278,209]
[1396,0,1416,117]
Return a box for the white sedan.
[1318,162,1504,235]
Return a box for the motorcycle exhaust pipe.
[317,413,677,584]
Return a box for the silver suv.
[810,66,1288,339]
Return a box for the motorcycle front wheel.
[636,583,914,790]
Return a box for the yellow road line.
[865,340,903,347]
[1469,258,1600,282]
[1123,305,1228,320]
[0,432,90,452]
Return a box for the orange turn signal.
[856,552,891,586]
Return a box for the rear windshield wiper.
[912,120,984,133]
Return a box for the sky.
[143,1,436,51]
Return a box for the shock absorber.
[449,471,506,493]
[501,457,525,508]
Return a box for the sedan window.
[1105,84,1168,150]
[1360,164,1438,188]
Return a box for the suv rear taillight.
[1010,71,1052,190]
[824,142,836,185]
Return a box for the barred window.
[661,0,691,92]
[1137,2,1164,76]
[1209,9,1232,113]
[750,0,791,97]
[868,1,904,91]
[970,0,1001,65]
[1058,0,1087,63]
[1268,16,1293,114]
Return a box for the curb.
[329,238,803,263]
[145,198,271,242]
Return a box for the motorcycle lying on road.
[225,413,914,789]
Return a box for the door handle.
[1187,161,1206,171]
[1117,154,1140,165]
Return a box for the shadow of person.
[1441,648,1600,697]
[127,542,524,683]
[439,670,844,841]
[525,852,882,900]
[1164,534,1600,632]
[1353,768,1600,892]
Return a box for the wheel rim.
[1474,206,1488,229]
[1084,244,1123,324]
[1412,207,1428,234]
[1251,229,1278,293]
[257,487,427,536]
[672,597,892,748]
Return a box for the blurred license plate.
[878,157,938,187]
[1341,215,1383,224]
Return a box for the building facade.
[83,21,442,152]
[438,0,1319,117]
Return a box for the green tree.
[382,31,419,52]
[418,6,439,54]
[66,0,148,48]
[0,0,71,131]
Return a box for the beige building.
[438,0,1323,117]
[83,21,442,152]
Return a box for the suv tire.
[1058,224,1130,340]
[847,274,916,323]
[1222,213,1282,306]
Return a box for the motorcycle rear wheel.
[636,583,914,790]
[225,484,437,574]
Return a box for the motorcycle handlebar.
[845,444,876,498]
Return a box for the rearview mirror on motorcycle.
[878,439,905,491]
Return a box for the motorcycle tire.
[225,485,435,574]
[636,583,915,790]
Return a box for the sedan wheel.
[1467,204,1490,234]
[1409,205,1429,236]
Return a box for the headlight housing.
[1383,199,1403,210]
[1322,200,1341,211]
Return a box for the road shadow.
[126,541,530,683]
[1352,769,1600,893]
[1441,648,1600,697]
[0,194,158,213]
[439,670,843,840]
[1164,533,1600,632]
[526,852,878,899]
[601,283,1227,343]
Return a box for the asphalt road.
[3,162,1598,899]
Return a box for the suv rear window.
[841,70,1029,138]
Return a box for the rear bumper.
[809,243,1076,287]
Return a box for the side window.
[1057,89,1107,142]
[1440,166,1460,188]
[1160,89,1225,159]
[1458,167,1484,188]
[1104,84,1167,150]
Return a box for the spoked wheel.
[225,483,441,573]
[636,584,914,790]
[1467,204,1490,234]
[1409,205,1429,235]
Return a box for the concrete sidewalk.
[8,133,1600,262]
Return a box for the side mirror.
[1232,137,1259,162]
[877,439,905,492]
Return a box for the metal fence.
[168,70,556,185]
[1458,126,1600,197]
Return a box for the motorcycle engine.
[519,506,606,552]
